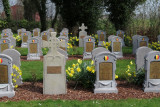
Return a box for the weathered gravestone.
[41,31,49,41]
[132,35,141,54]
[1,32,10,38]
[58,36,68,51]
[0,54,15,98]
[143,51,160,92]
[0,38,11,53]
[21,31,31,48]
[2,28,13,37]
[116,30,125,46]
[94,52,118,93]
[47,28,54,34]
[97,30,106,47]
[92,47,110,62]
[135,47,152,71]
[108,35,116,43]
[137,36,149,48]
[2,49,22,85]
[1,33,16,48]
[60,31,68,38]
[18,28,26,36]
[27,37,41,60]
[111,36,123,58]
[42,32,66,95]
[79,23,87,47]
[33,28,40,37]
[34,36,43,56]
[58,48,68,63]
[83,36,95,59]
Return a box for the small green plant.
[132,68,145,86]
[30,69,37,86]
[124,35,132,47]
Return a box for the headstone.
[18,28,26,36]
[1,32,10,38]
[1,33,16,48]
[94,52,118,93]
[116,30,125,46]
[47,28,54,34]
[92,47,109,61]
[58,36,68,51]
[33,28,40,37]
[137,36,149,48]
[2,28,13,36]
[143,51,160,92]
[41,31,49,41]
[27,37,41,60]
[111,36,123,58]
[83,36,95,59]
[97,30,106,47]
[132,35,141,54]
[0,38,11,53]
[2,49,22,85]
[34,36,43,56]
[58,48,68,62]
[108,35,116,43]
[0,54,15,98]
[21,31,31,48]
[135,47,152,71]
[42,32,66,95]
[60,31,68,38]
[79,23,87,47]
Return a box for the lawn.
[21,59,135,81]
[0,98,160,107]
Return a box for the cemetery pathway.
[0,81,159,101]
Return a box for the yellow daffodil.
[72,64,76,68]
[69,73,73,77]
[128,73,131,76]
[76,67,81,72]
[130,61,133,65]
[14,85,18,88]
[91,69,95,73]
[76,63,79,66]
[78,59,82,64]
[91,60,94,65]
[128,65,130,69]
[68,67,71,71]
[11,73,13,76]
[71,70,74,74]
[115,75,118,79]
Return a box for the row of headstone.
[0,49,22,98]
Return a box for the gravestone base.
[94,81,118,94]
[21,43,27,48]
[0,84,15,98]
[27,54,40,60]
[113,52,123,58]
[143,80,160,93]
[83,53,92,59]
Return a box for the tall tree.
[33,0,47,31]
[105,0,146,30]
[2,0,11,21]
[23,0,37,21]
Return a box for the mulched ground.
[0,81,160,102]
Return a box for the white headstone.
[79,23,87,47]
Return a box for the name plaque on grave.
[100,34,105,41]
[99,62,113,80]
[1,44,9,52]
[140,41,147,47]
[34,31,38,36]
[23,36,28,42]
[3,36,8,38]
[113,42,121,52]
[150,61,160,79]
[42,35,47,41]
[80,35,85,39]
[86,42,93,52]
[29,43,37,53]
[47,66,61,74]
[0,65,8,83]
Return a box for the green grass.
[21,59,135,82]
[122,46,132,54]
[1,98,160,106]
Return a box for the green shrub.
[124,35,132,47]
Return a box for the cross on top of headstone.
[42,32,60,55]
[79,23,87,31]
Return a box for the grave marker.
[79,23,87,47]
[18,28,26,36]
[33,28,40,37]
[97,30,106,47]
[116,30,125,46]
[21,31,31,48]
[58,36,68,51]
[41,31,49,41]
[0,38,11,53]
[137,36,149,48]
[132,35,141,54]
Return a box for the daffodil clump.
[68,34,79,46]
[12,64,22,88]
[66,59,96,89]
[67,43,76,55]
[101,41,111,50]
[13,34,22,47]
[124,35,132,47]
[90,34,98,46]
[149,41,160,51]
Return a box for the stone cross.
[42,32,60,55]
[79,23,87,31]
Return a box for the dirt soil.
[0,81,159,102]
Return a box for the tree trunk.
[51,5,59,28]
[2,0,11,21]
